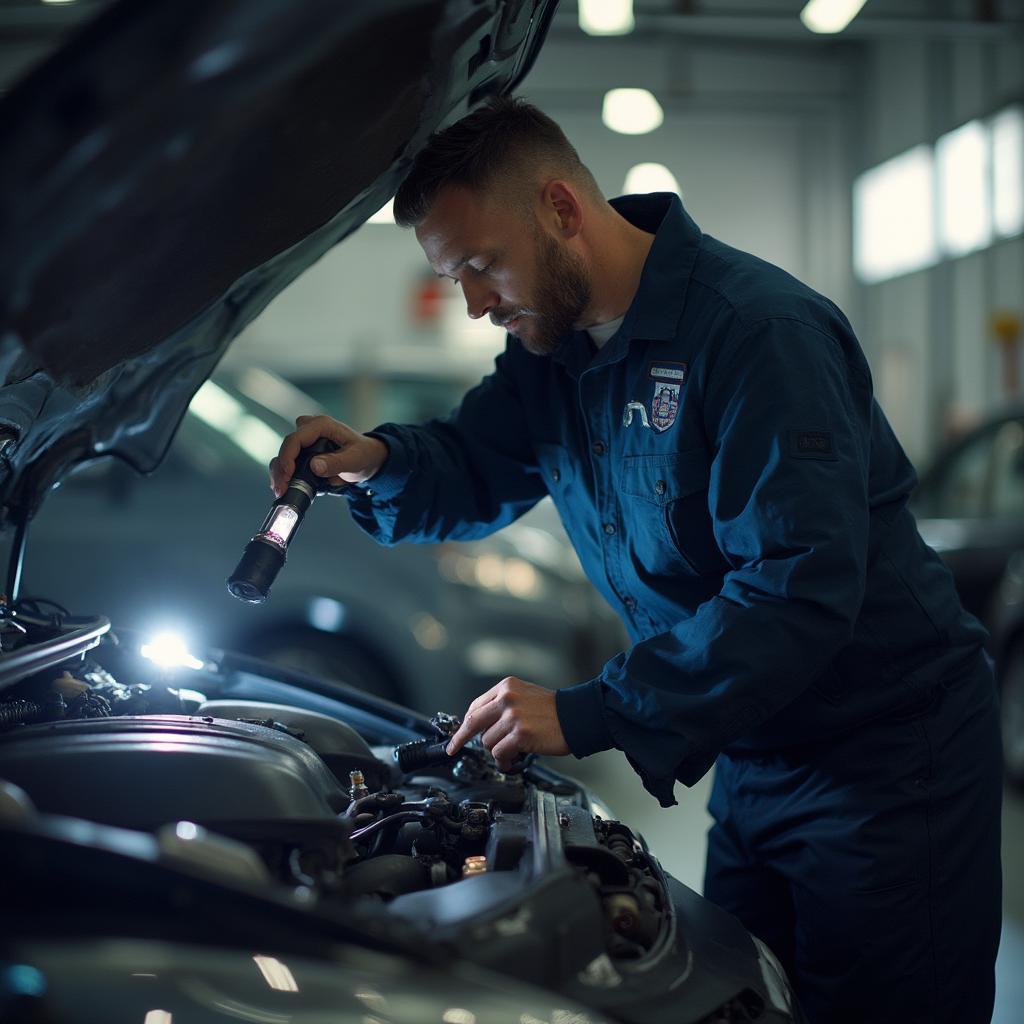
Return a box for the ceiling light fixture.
[579,0,634,36]
[623,163,681,196]
[800,0,868,34]
[602,89,663,136]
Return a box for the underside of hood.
[0,0,555,521]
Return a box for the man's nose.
[461,278,498,320]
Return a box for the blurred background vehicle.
[912,407,1024,785]
[17,368,626,715]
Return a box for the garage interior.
[1,0,1023,1021]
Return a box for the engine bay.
[0,625,672,987]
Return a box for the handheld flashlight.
[227,437,344,604]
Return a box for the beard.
[491,228,591,357]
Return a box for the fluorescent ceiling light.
[623,163,680,196]
[800,0,868,34]
[252,956,299,993]
[189,380,244,432]
[602,89,663,136]
[853,145,937,284]
[189,381,281,464]
[992,105,1024,238]
[368,198,395,225]
[579,0,634,36]
[936,119,991,257]
[232,414,282,464]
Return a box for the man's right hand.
[269,415,389,498]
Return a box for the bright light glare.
[232,414,281,463]
[579,0,634,35]
[937,120,991,257]
[992,106,1024,237]
[252,955,299,993]
[800,0,868,34]
[190,381,244,432]
[143,1013,172,1024]
[623,162,681,195]
[442,1011,477,1024]
[602,89,663,135]
[308,596,346,632]
[188,381,281,465]
[503,558,541,599]
[368,198,395,225]
[140,633,204,671]
[175,821,200,841]
[853,145,937,284]
[475,554,505,590]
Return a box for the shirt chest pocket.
[620,448,727,577]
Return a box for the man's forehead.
[415,185,505,269]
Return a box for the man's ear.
[542,180,584,239]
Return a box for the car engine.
[0,646,671,980]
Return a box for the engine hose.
[350,811,433,844]
[0,700,44,727]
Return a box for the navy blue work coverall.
[345,193,1003,1022]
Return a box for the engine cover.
[0,715,349,829]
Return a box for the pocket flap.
[620,448,711,505]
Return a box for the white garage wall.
[856,30,1024,464]
[231,31,856,404]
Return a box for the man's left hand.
[446,676,569,771]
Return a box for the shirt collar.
[553,192,703,374]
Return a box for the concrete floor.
[561,750,1024,1023]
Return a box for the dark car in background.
[912,407,1024,784]
[19,368,623,714]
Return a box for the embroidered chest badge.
[648,362,687,432]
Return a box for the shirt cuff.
[556,680,615,758]
[362,432,411,500]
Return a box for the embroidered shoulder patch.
[789,430,837,460]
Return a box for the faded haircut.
[393,96,602,227]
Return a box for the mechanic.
[270,98,1002,1023]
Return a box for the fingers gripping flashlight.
[227,438,344,604]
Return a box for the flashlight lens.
[228,579,266,603]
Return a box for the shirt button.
[552,468,561,482]
[624,596,637,611]
[603,522,616,536]
[592,441,606,455]
[364,488,375,498]
[654,479,666,495]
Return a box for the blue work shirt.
[347,192,986,807]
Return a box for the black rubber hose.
[350,811,433,843]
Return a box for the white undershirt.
[586,314,626,349]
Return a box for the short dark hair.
[393,96,601,227]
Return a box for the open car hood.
[0,0,556,522]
